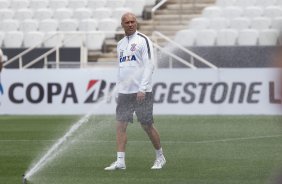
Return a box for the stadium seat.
[106,0,125,9]
[188,17,210,30]
[92,7,112,19]
[79,18,98,31]
[14,8,34,21]
[238,29,258,46]
[229,17,250,30]
[53,8,73,20]
[73,8,92,20]
[222,6,242,19]
[68,0,87,9]
[33,8,53,20]
[263,6,282,18]
[23,31,45,47]
[111,7,132,20]
[0,0,10,9]
[202,6,222,18]
[59,19,78,31]
[85,31,105,50]
[49,0,68,9]
[1,19,19,32]
[234,0,256,7]
[124,0,145,16]
[10,0,29,9]
[208,17,229,30]
[43,32,63,47]
[215,0,236,7]
[20,19,38,32]
[97,18,119,38]
[271,17,282,29]
[276,0,282,6]
[256,0,277,7]
[216,29,238,46]
[242,6,263,18]
[258,29,279,46]
[174,29,196,47]
[63,32,84,47]
[195,29,217,46]
[0,32,4,47]
[250,17,271,30]
[29,0,49,9]
[87,0,107,9]
[0,9,14,20]
[3,31,24,47]
[145,0,156,6]
[38,19,58,32]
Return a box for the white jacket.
[117,31,155,94]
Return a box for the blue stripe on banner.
[0,83,3,95]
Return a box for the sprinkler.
[22,174,27,184]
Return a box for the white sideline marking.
[1,134,282,144]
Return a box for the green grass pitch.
[1,115,282,184]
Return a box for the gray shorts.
[116,92,154,124]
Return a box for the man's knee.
[141,123,154,133]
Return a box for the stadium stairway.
[88,0,216,64]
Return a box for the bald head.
[121,12,137,36]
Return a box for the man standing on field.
[104,12,166,170]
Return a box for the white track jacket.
[117,31,155,94]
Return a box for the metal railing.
[152,31,217,69]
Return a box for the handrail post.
[44,57,47,68]
[19,57,23,69]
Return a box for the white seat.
[0,0,10,9]
[79,19,98,31]
[263,6,282,18]
[0,9,14,20]
[222,6,242,19]
[209,17,229,30]
[202,6,222,18]
[145,0,156,6]
[29,0,49,9]
[33,8,53,20]
[258,29,279,46]
[92,7,112,19]
[10,0,29,9]
[238,29,258,46]
[271,17,282,29]
[216,29,238,46]
[53,8,73,20]
[1,19,19,32]
[0,32,4,47]
[97,18,119,38]
[234,0,256,7]
[14,9,34,21]
[38,19,58,32]
[111,7,132,20]
[63,32,84,47]
[68,0,87,9]
[3,31,24,47]
[250,17,271,30]
[23,31,44,47]
[229,17,250,30]
[59,19,78,31]
[49,0,68,9]
[85,31,105,50]
[215,0,236,7]
[188,17,210,30]
[73,8,92,20]
[106,0,125,9]
[243,6,263,18]
[256,0,277,7]
[174,29,196,47]
[195,29,217,46]
[87,0,107,9]
[124,0,145,16]
[20,19,38,32]
[44,32,63,47]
